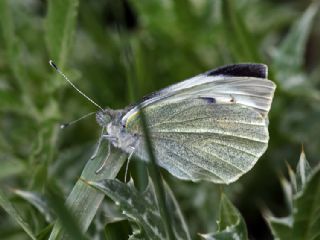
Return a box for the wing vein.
[159,137,243,177]
[151,129,268,143]
[156,134,259,157]
[152,134,257,169]
[159,142,224,181]
[149,117,265,128]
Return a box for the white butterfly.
[52,62,276,184]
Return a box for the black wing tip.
[206,63,268,79]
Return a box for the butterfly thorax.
[96,109,137,151]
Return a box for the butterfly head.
[96,109,114,127]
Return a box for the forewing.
[122,64,276,126]
[125,98,269,184]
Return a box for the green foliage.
[45,0,79,71]
[200,194,248,240]
[272,2,319,89]
[88,178,191,240]
[49,142,126,239]
[13,189,54,222]
[0,189,36,239]
[0,0,320,239]
[267,151,320,240]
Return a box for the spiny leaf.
[286,162,297,194]
[267,151,320,240]
[296,149,311,191]
[200,193,248,240]
[292,164,320,240]
[88,178,191,240]
[267,216,293,240]
[279,176,293,211]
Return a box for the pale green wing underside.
[126,98,268,184]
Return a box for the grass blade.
[45,0,79,69]
[122,39,175,240]
[0,188,36,240]
[47,185,87,240]
[49,142,126,239]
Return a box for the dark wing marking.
[206,63,267,78]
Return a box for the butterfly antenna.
[60,111,96,129]
[49,60,104,111]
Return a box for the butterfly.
[51,62,276,184]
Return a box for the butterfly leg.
[124,146,136,182]
[90,127,106,160]
[95,141,111,174]
[90,128,117,160]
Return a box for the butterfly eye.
[96,110,112,127]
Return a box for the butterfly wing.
[122,64,275,126]
[125,98,269,183]
[121,64,276,183]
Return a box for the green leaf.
[296,149,311,192]
[0,188,37,240]
[286,162,297,194]
[200,194,248,240]
[272,2,319,88]
[13,189,54,222]
[49,142,126,240]
[88,178,191,240]
[267,152,320,240]
[279,150,312,213]
[47,185,87,240]
[267,216,293,240]
[45,0,79,69]
[279,176,293,211]
[292,164,320,240]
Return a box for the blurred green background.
[0,0,319,239]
